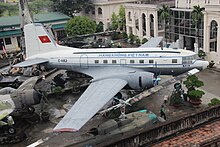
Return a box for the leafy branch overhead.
[65,16,96,36]
[52,0,92,17]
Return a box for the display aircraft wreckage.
[0,77,43,132]
[13,23,209,132]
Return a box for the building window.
[95,60,99,64]
[139,60,144,63]
[91,7,95,15]
[112,60,116,64]
[98,7,102,15]
[130,60,135,63]
[5,38,12,45]
[128,12,132,21]
[172,59,177,63]
[103,60,108,64]
[149,60,154,63]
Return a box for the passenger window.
[139,60,144,63]
[130,60,135,63]
[112,60,116,64]
[149,60,154,63]
[172,59,177,63]
[95,60,99,64]
[103,60,108,64]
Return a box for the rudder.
[24,23,57,58]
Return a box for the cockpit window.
[182,55,198,64]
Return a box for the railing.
[107,105,220,147]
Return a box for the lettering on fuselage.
[58,59,67,63]
[98,53,149,58]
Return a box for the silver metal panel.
[53,78,127,132]
[139,37,163,48]
[13,58,48,67]
[17,76,38,90]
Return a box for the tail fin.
[24,23,58,58]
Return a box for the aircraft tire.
[7,127,16,135]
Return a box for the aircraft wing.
[17,76,38,90]
[100,68,200,114]
[53,78,127,132]
[139,37,163,48]
[13,58,49,67]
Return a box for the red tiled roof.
[153,120,220,146]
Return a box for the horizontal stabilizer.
[139,37,163,48]
[13,58,48,67]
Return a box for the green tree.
[183,75,205,101]
[30,0,54,14]
[96,21,104,32]
[191,5,205,53]
[118,5,126,31]
[0,3,7,16]
[159,4,170,45]
[65,16,96,36]
[0,2,18,16]
[110,12,119,30]
[52,0,92,17]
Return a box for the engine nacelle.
[92,71,154,91]
[10,89,41,109]
[123,72,154,90]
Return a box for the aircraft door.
[80,55,89,68]
[120,59,126,66]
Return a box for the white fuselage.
[28,46,209,75]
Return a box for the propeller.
[153,72,161,86]
[113,97,132,107]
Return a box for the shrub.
[142,38,148,44]
[208,98,220,106]
[122,31,128,39]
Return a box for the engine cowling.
[10,89,41,109]
[92,71,154,91]
[122,71,154,90]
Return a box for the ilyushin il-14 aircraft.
[14,23,209,132]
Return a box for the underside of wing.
[13,58,48,68]
[53,78,127,132]
[76,66,145,79]
[139,37,163,48]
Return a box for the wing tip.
[53,128,78,132]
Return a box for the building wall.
[176,0,220,9]
[125,3,159,39]
[83,0,139,31]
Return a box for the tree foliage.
[118,5,126,30]
[191,5,204,49]
[52,0,92,17]
[109,5,125,31]
[29,0,54,14]
[65,16,96,36]
[159,5,170,42]
[0,2,18,16]
[191,5,204,28]
[183,75,204,91]
[110,12,119,30]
